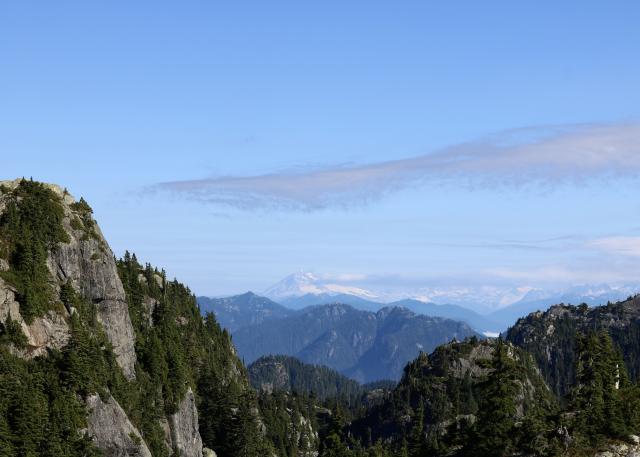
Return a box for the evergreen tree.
[569,331,629,445]
[407,400,426,457]
[464,340,519,457]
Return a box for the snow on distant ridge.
[262,271,640,313]
[263,271,379,300]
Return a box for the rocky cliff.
[0,179,207,456]
[86,394,153,457]
[0,179,136,378]
[595,438,640,457]
[167,388,203,457]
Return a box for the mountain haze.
[233,303,480,382]
[197,291,292,332]
[262,271,640,331]
[280,293,383,312]
[390,298,500,333]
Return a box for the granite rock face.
[0,180,137,379]
[168,388,204,457]
[0,261,70,358]
[86,394,152,457]
[0,278,20,322]
[47,184,137,379]
[0,181,209,456]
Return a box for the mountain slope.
[233,303,480,382]
[279,292,383,311]
[248,355,384,402]
[197,291,293,332]
[350,337,558,456]
[505,295,640,398]
[2,179,639,457]
[390,298,500,333]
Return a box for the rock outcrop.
[595,442,640,457]
[0,277,70,357]
[167,388,204,457]
[86,394,152,457]
[291,413,319,457]
[48,183,137,379]
[87,386,206,457]
[0,179,137,378]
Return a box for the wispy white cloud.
[588,236,640,257]
[155,122,640,211]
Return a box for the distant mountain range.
[197,292,292,332]
[390,299,500,334]
[232,303,479,382]
[489,284,638,329]
[199,281,640,337]
[279,292,383,311]
[196,279,640,383]
[252,271,640,331]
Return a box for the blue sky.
[2,1,640,297]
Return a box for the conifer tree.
[408,400,426,457]
[464,339,518,457]
[570,331,629,444]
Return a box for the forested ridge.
[248,355,395,405]
[506,298,640,398]
[116,252,273,456]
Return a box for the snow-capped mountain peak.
[263,271,378,300]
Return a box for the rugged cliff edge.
[0,179,246,456]
[0,180,136,378]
